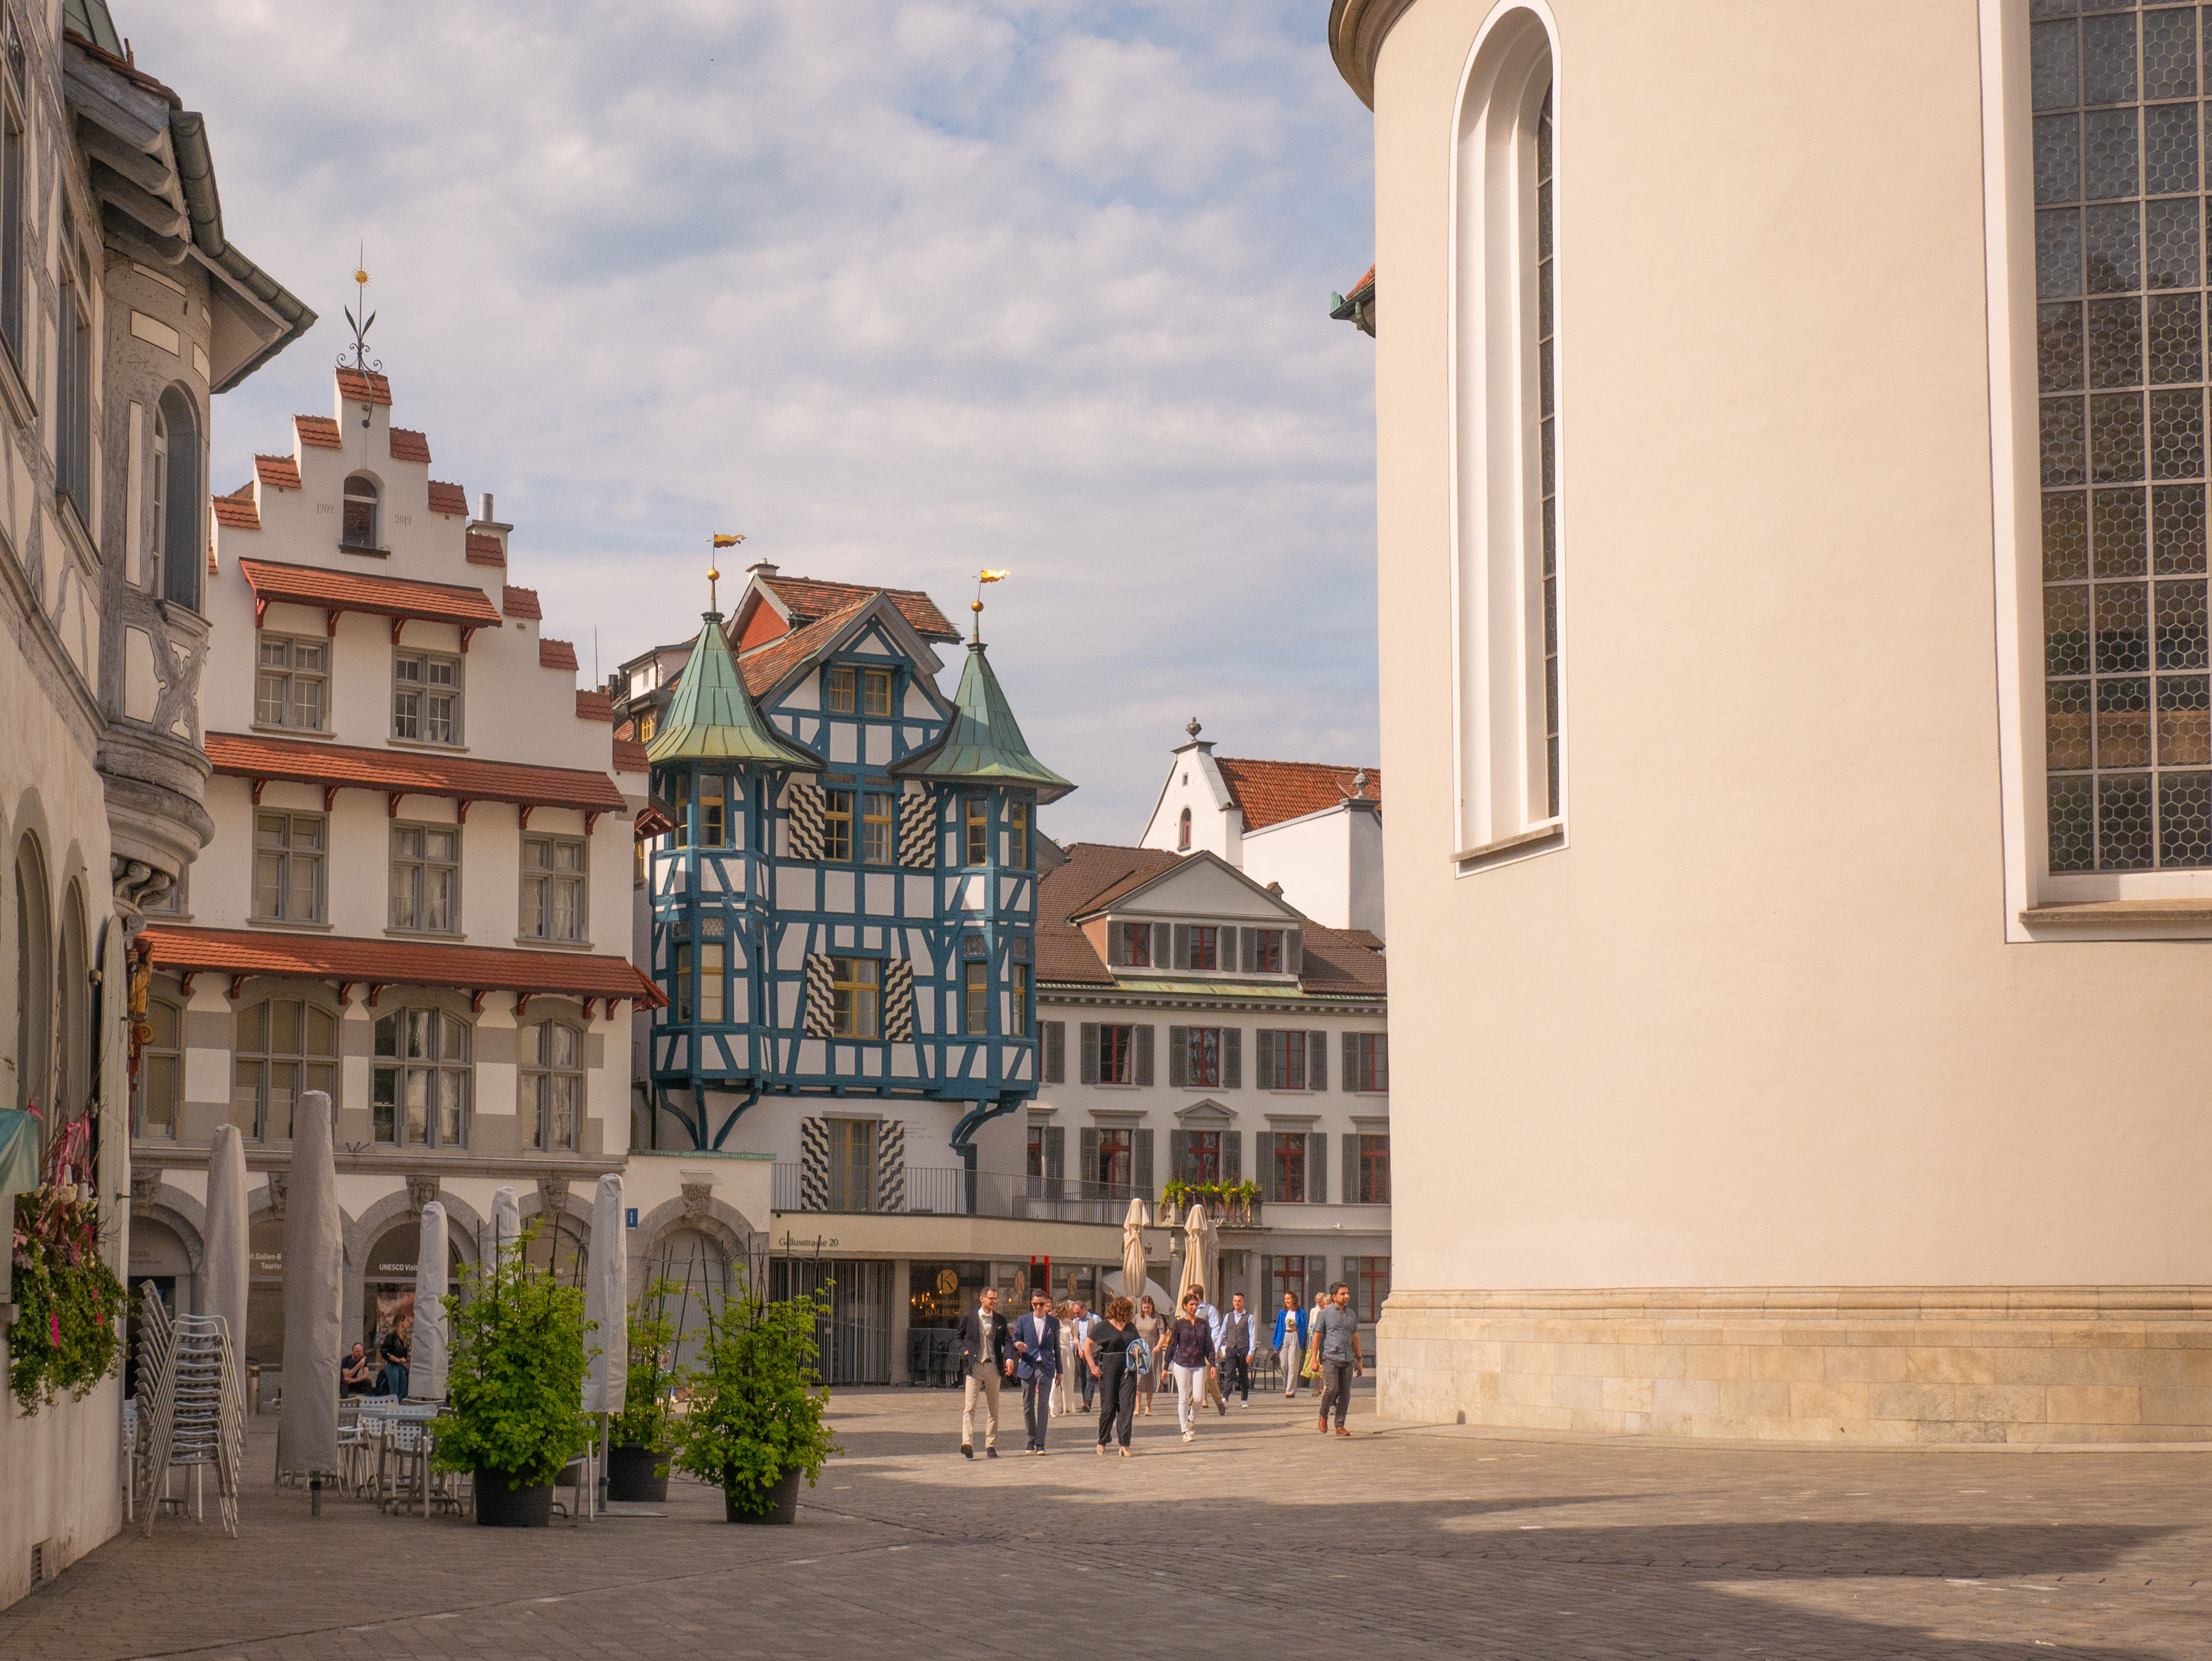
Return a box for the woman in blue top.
[1273,1290,1307,1398]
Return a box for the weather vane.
[971,569,1008,642]
[338,247,380,373]
[709,533,744,613]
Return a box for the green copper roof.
[644,612,820,768]
[898,640,1074,804]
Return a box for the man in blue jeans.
[1313,1282,1364,1436]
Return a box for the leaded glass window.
[2036,2,2212,869]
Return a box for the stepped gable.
[389,428,431,463]
[294,414,340,450]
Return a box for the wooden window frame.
[964,959,989,1036]
[1099,1022,1134,1085]
[255,633,329,732]
[389,822,461,934]
[833,955,881,1039]
[371,1006,472,1147]
[861,667,893,717]
[522,1018,585,1151]
[1359,1133,1391,1204]
[826,665,857,713]
[824,788,854,862]
[964,796,990,866]
[252,811,326,923]
[861,790,893,864]
[1273,1131,1307,1203]
[233,997,340,1142]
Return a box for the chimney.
[746,558,779,577]
[477,492,494,523]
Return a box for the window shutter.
[1260,1253,1273,1307]
[1172,923,1189,969]
[1224,1130,1242,1184]
[1135,1023,1154,1086]
[1240,927,1256,973]
[1309,1133,1327,1203]
[802,954,836,1037]
[1106,923,1126,967]
[1257,1131,1277,1201]
[1256,1029,1275,1090]
[1343,1031,1359,1092]
[787,783,826,861]
[877,1120,907,1211]
[897,790,936,869]
[1080,1022,1100,1084]
[1134,1128,1154,1197]
[1375,1033,1389,1092]
[1044,1020,1065,1083]
[1046,1123,1065,1182]
[1286,928,1303,976]
[1168,1026,1188,1088]
[1342,1132,1359,1205]
[1307,1255,1327,1295]
[882,961,916,1042]
[1344,1258,1362,1307]
[1224,1027,1241,1088]
[1309,1031,1327,1092]
[1152,921,1169,968]
[799,1117,828,1209]
[1169,1128,1189,1184]
[1080,1125,1099,1186]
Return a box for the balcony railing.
[773,1164,1168,1225]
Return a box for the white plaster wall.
[1137,746,1242,860]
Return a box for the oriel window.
[699,774,728,848]
[1008,964,1029,1037]
[1008,800,1031,868]
[964,959,989,1036]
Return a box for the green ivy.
[1159,1179,1261,1211]
[429,1230,595,1489]
[8,1191,125,1416]
[670,1283,843,1516]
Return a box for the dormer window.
[1178,807,1192,850]
[342,474,379,549]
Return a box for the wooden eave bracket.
[584,810,601,836]
[176,971,196,999]
[365,983,384,1008]
[325,609,342,638]
[518,804,534,831]
[514,990,532,1023]
[469,989,487,1015]
[580,997,599,1021]
[334,981,355,1007]
[460,627,477,653]
[253,596,268,628]
[391,617,406,646]
[456,799,471,824]
[323,786,338,812]
[249,778,266,806]
[387,791,403,819]
[226,974,247,1003]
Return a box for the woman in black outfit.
[1085,1295,1142,1457]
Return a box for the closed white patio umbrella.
[1120,1197,1149,1315]
[491,1185,522,1263]
[1177,1203,1208,1307]
[582,1174,626,1517]
[202,1123,249,1383]
[412,1202,448,1402]
[276,1090,340,1482]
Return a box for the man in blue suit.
[1013,1290,1061,1453]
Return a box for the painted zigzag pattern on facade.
[802,952,837,1038]
[876,1117,905,1212]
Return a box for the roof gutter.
[169,110,315,391]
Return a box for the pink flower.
[49,1312,60,1348]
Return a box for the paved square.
[5,1386,2208,1658]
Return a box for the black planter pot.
[608,1443,670,1503]
[475,1467,554,1527]
[722,1466,803,1524]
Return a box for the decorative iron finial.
[1186,717,1202,740]
[972,569,1008,643]
[338,249,380,373]
[708,534,743,618]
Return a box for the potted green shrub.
[606,1276,680,1502]
[670,1282,842,1524]
[431,1228,595,1526]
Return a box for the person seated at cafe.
[340,1342,377,1396]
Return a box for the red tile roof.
[612,738,649,773]
[238,559,502,634]
[389,428,431,464]
[502,585,541,620]
[335,367,392,406]
[465,533,505,566]
[427,481,467,516]
[294,414,341,450]
[1345,264,1375,299]
[541,638,579,672]
[211,489,260,531]
[254,455,301,491]
[734,598,871,697]
[759,574,960,642]
[576,689,614,722]
[204,731,626,812]
[1214,757,1382,830]
[139,924,662,1008]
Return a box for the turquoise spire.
[900,638,1074,802]
[645,609,819,768]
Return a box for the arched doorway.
[524,1209,589,1288]
[359,1217,463,1397]
[245,1215,286,1369]
[646,1227,733,1377]
[126,1217,194,1397]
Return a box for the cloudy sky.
[131,1,1379,842]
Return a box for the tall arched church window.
[1451,11,1562,864]
[1177,806,1192,850]
[2035,4,2212,872]
[12,837,50,1130]
[343,474,380,550]
[156,388,201,610]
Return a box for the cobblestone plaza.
[3,1389,2208,1659]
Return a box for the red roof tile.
[576,689,614,722]
[139,924,662,1008]
[1345,264,1375,299]
[238,559,502,634]
[759,574,960,642]
[254,455,301,491]
[204,731,625,812]
[294,414,341,450]
[389,427,431,464]
[734,598,871,697]
[427,480,467,516]
[335,367,393,406]
[465,533,505,566]
[211,489,260,531]
[612,738,649,773]
[541,638,579,672]
[502,585,541,621]
[1214,757,1382,831]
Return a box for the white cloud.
[130,0,1380,841]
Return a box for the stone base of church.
[1375,1289,2212,1445]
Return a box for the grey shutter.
[802,954,836,1037]
[1240,927,1256,973]
[1309,1031,1327,1092]
[1135,1024,1154,1086]
[1080,1022,1100,1084]
[1224,1131,1242,1184]
[1255,1029,1275,1090]
[1224,1027,1241,1088]
[1172,923,1189,969]
[1151,921,1169,968]
[1079,1126,1098,1187]
[1167,1026,1188,1088]
[1169,1128,1190,1185]
[1044,1021,1065,1083]
[1134,1128,1154,1197]
[1309,1132,1327,1203]
[1375,1033,1388,1092]
[883,961,916,1041]
[896,790,936,869]
[787,783,827,861]
[1045,1124,1065,1182]
[1307,1255,1327,1295]
[1106,922,1127,967]
[1257,1131,1276,1201]
[1342,1133,1359,1204]
[1286,928,1303,976]
[799,1117,828,1209]
[1343,1031,1359,1092]
[1260,1254,1273,1313]
[877,1120,907,1211]
[1344,1258,1363,1308]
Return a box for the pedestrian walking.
[1132,1295,1166,1417]
[1050,1299,1076,1418]
[1085,1295,1144,1456]
[1069,1300,1098,1411]
[1306,1288,1331,1391]
[1165,1287,1217,1442]
[1314,1281,1364,1437]
[1274,1290,1307,1397]
[1217,1292,1255,1406]
[956,1287,1014,1458]
[1194,1292,1228,1417]
[1013,1290,1061,1453]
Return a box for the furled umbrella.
[276,1090,341,1483]
[202,1123,250,1384]
[491,1185,522,1263]
[411,1201,448,1402]
[1177,1202,1209,1307]
[1120,1197,1150,1318]
[1198,1203,1221,1310]
[581,1173,626,1515]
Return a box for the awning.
[238,558,503,649]
[136,925,665,1012]
[204,731,625,825]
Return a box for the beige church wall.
[1360,0,2212,1438]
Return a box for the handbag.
[1302,1344,1322,1381]
[1129,1334,1152,1376]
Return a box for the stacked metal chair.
[132,1284,244,1537]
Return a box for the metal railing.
[772,1163,1153,1224]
